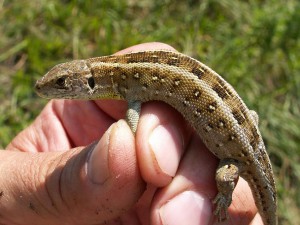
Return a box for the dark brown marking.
[251,126,259,139]
[228,134,237,141]
[216,76,235,98]
[150,55,159,63]
[126,56,139,64]
[183,98,190,106]
[217,119,226,128]
[207,101,218,113]
[257,155,262,161]
[250,139,257,150]
[232,110,246,125]
[142,83,148,90]
[167,57,179,66]
[238,152,245,157]
[112,65,121,73]
[242,150,248,157]
[86,62,96,76]
[139,56,150,63]
[174,78,181,86]
[216,143,224,148]
[107,56,118,63]
[166,91,173,97]
[152,73,159,82]
[193,88,201,99]
[126,53,160,64]
[192,67,204,78]
[212,83,229,99]
[204,123,213,132]
[194,108,202,117]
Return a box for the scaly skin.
[35,50,277,225]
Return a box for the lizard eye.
[56,77,66,87]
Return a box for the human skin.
[0,42,263,225]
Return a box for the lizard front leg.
[213,159,240,222]
[126,100,142,134]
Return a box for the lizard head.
[35,60,96,99]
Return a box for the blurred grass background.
[0,0,299,224]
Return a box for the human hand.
[1,42,263,225]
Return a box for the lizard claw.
[213,193,231,222]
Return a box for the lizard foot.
[213,159,240,222]
[212,192,231,221]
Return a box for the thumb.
[0,120,145,225]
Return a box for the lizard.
[35,50,277,225]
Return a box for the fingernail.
[149,124,183,176]
[87,126,111,184]
[160,191,212,225]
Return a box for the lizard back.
[35,50,277,225]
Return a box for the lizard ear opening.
[88,77,95,89]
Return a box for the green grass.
[0,0,299,224]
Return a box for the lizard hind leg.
[126,100,142,134]
[213,159,240,222]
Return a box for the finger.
[7,100,72,152]
[250,213,264,225]
[228,178,258,224]
[52,100,115,146]
[150,135,258,225]
[0,120,145,225]
[151,135,217,225]
[136,102,192,187]
[114,42,176,55]
[7,99,116,152]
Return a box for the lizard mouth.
[34,81,47,98]
[34,80,61,99]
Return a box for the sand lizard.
[35,50,277,225]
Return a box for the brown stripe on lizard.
[35,50,277,225]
